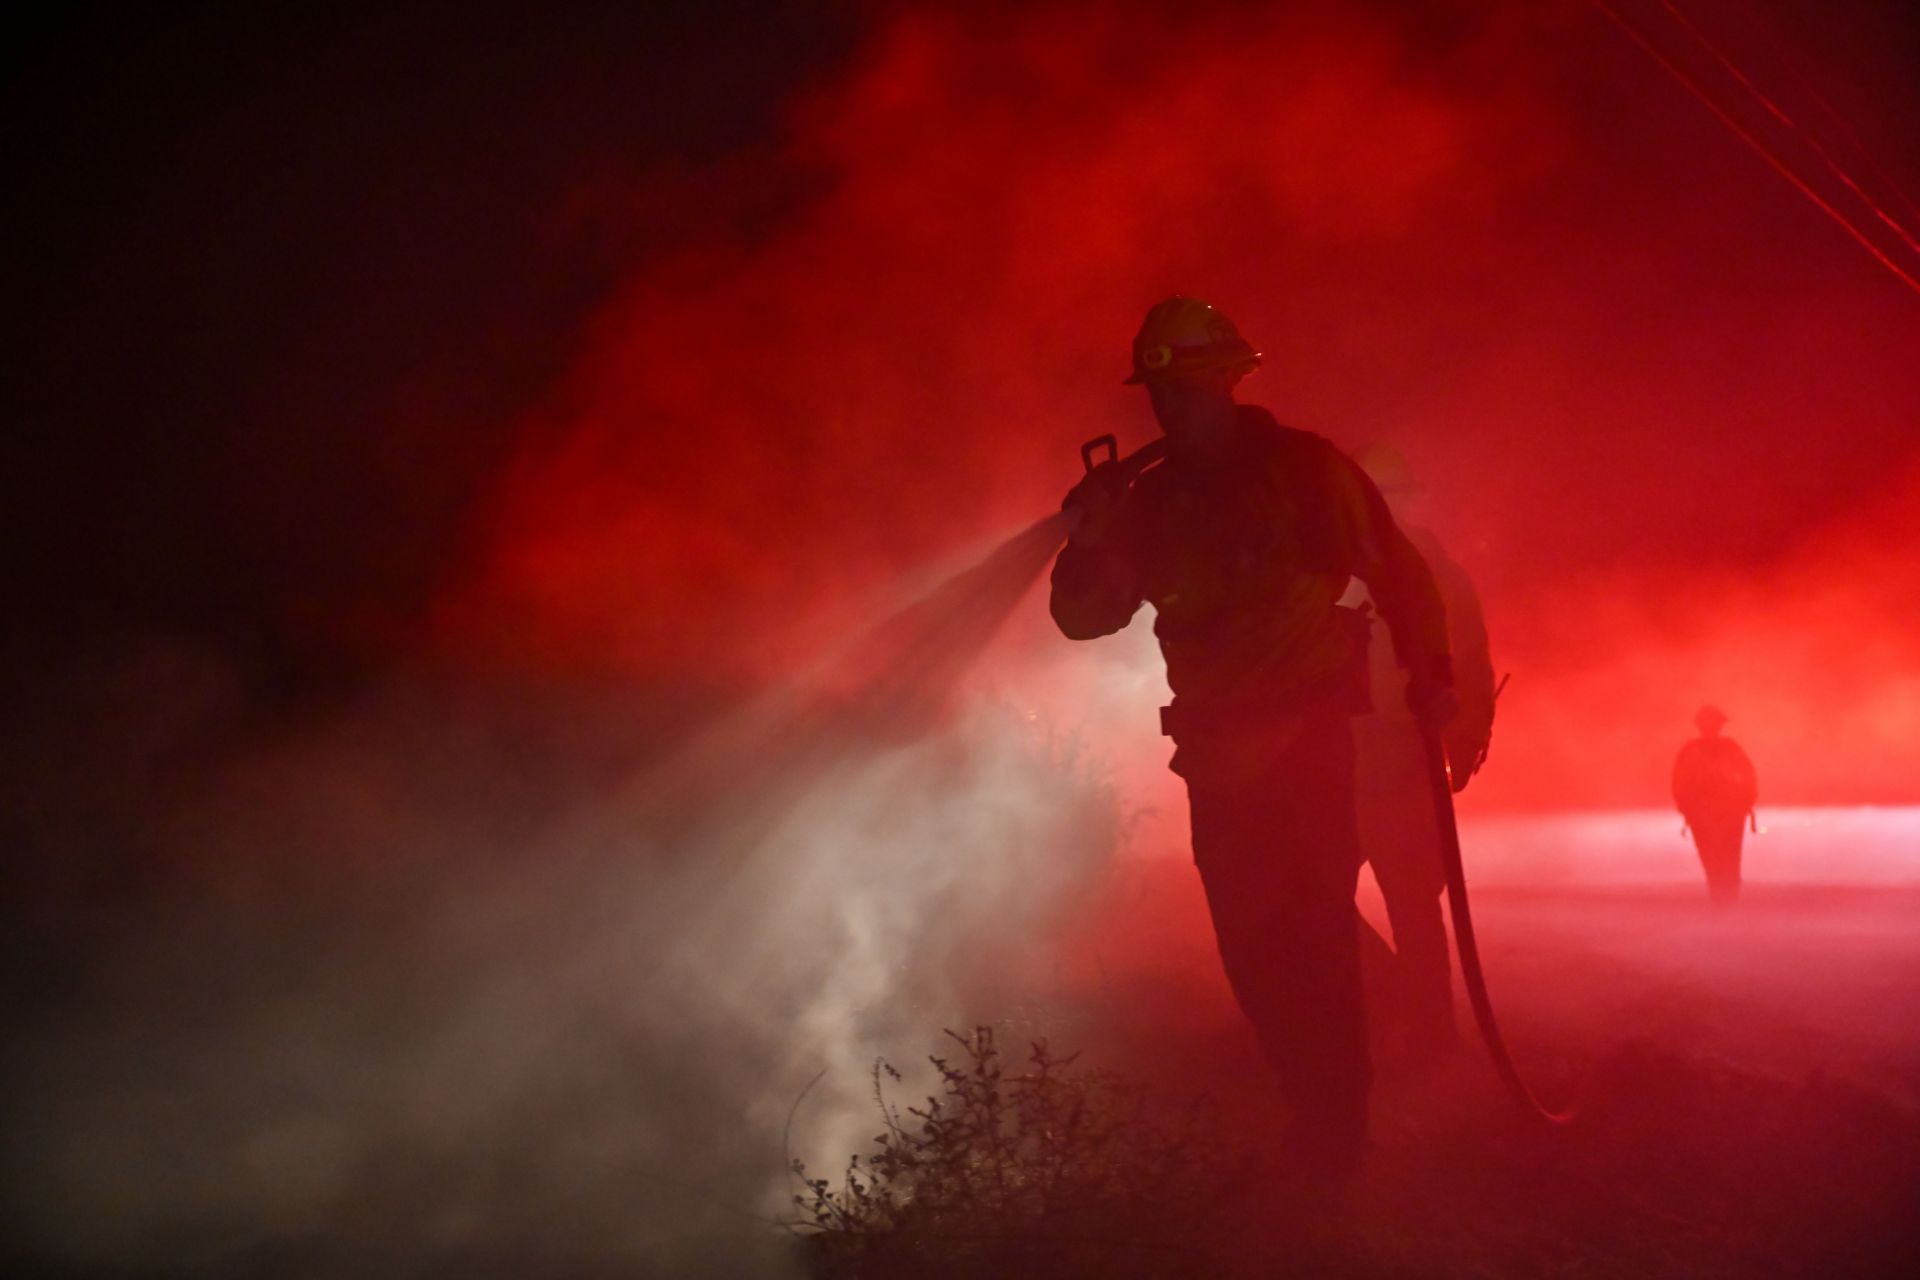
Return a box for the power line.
[1648,0,1920,264]
[1592,0,1920,299]
[1724,0,1920,234]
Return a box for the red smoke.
[432,0,1920,809]
[1476,454,1920,808]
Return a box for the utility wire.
[1648,0,1920,263]
[1723,0,1920,233]
[1592,0,1920,299]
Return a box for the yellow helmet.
[1123,295,1261,385]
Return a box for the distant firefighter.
[1672,705,1757,904]
[1347,443,1497,1061]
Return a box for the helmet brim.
[1122,351,1261,386]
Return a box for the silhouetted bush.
[790,1026,1252,1278]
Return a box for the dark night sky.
[2,2,858,676]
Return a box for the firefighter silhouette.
[1051,297,1455,1176]
[1673,705,1757,904]
[1345,443,1495,1063]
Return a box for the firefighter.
[1347,443,1496,1063]
[1672,705,1757,904]
[1051,296,1455,1176]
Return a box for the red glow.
[426,2,1918,816]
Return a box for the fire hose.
[1422,724,1576,1126]
[1073,433,1576,1126]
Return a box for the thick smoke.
[2,631,1121,1274]
[434,0,1571,679]
[439,0,1920,809]
[1477,456,1920,809]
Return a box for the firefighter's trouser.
[1688,810,1746,904]
[1353,716,1456,1052]
[1175,709,1372,1157]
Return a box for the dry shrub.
[790,1026,1253,1279]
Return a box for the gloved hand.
[1442,728,1488,793]
[1062,461,1129,547]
